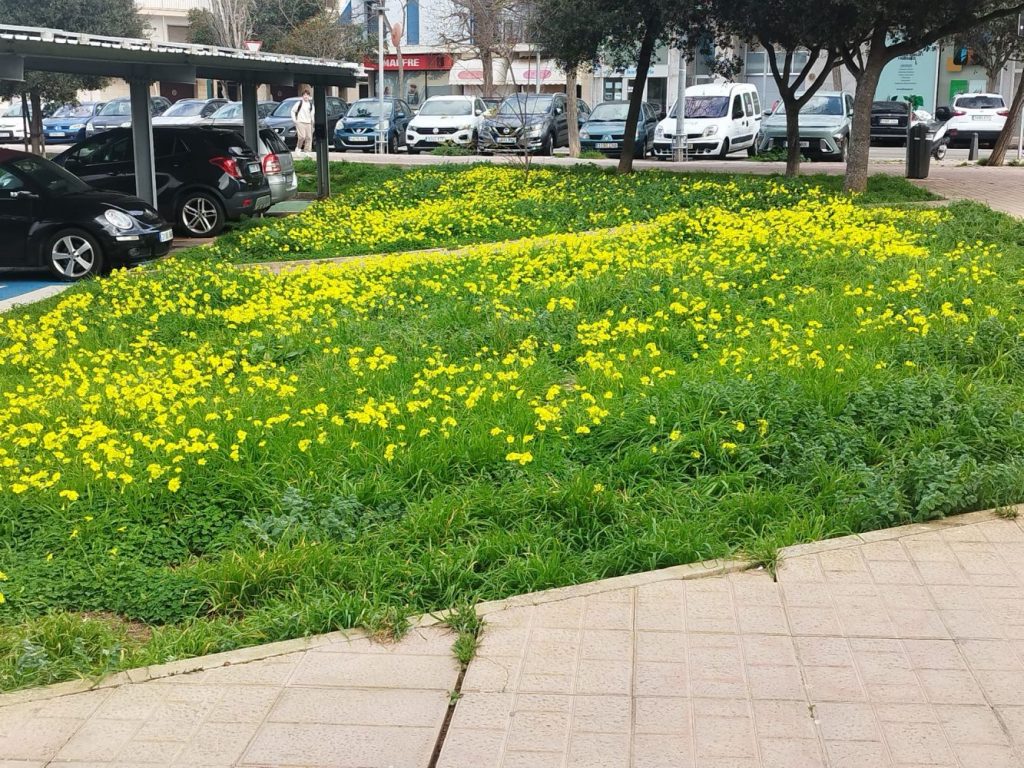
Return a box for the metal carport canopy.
[0,24,366,202]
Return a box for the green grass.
[2,175,1009,695]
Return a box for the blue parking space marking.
[0,278,61,301]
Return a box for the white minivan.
[653,83,762,159]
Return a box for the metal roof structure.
[0,24,365,86]
[0,25,360,202]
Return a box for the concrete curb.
[1,505,1015,708]
[0,284,68,314]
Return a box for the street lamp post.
[377,1,387,153]
[673,46,687,162]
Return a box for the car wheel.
[932,142,947,161]
[747,136,760,157]
[177,191,224,238]
[540,132,553,156]
[717,138,731,159]
[46,229,103,282]
[387,133,397,154]
[835,137,848,163]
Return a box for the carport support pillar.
[129,79,157,206]
[241,81,259,153]
[312,85,330,199]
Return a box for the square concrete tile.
[290,648,460,690]
[242,722,437,767]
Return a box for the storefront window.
[604,79,623,102]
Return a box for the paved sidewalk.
[2,509,1023,767]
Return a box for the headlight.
[119,121,131,128]
[103,209,135,231]
[580,130,590,139]
[833,133,844,140]
[655,126,664,137]
[69,123,85,130]
[526,124,544,136]
[458,123,473,131]
[287,127,296,135]
[703,125,719,136]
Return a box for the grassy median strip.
[5,179,1019,693]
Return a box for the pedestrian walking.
[291,90,315,153]
[406,83,420,107]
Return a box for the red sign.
[363,54,453,71]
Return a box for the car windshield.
[773,95,844,116]
[2,103,25,117]
[10,156,90,195]
[418,99,472,116]
[589,103,631,121]
[163,101,206,117]
[955,96,1005,109]
[213,103,243,119]
[52,104,95,118]
[872,101,908,113]
[99,101,131,116]
[668,96,729,119]
[499,95,553,116]
[348,101,392,117]
[271,99,299,117]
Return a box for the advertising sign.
[875,44,940,113]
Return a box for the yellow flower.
[298,439,311,452]
[734,421,746,432]
[505,451,533,465]
[384,443,397,462]
[59,489,80,502]
[167,477,182,493]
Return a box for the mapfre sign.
[362,54,453,71]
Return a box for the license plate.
[159,229,173,243]
[596,142,618,149]
[972,115,990,121]
[799,141,810,148]
[247,162,261,174]
[255,196,271,211]
[0,132,10,139]
[50,131,65,137]
[879,119,899,125]
[497,137,517,144]
[349,136,370,142]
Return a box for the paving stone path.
[2,509,1023,767]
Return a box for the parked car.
[43,102,106,144]
[55,126,271,238]
[936,93,1008,148]
[479,93,590,155]
[654,83,763,159]
[153,98,229,126]
[580,100,658,158]
[264,96,348,149]
[85,96,172,137]
[0,148,172,281]
[196,124,297,204]
[870,100,922,144]
[480,96,503,115]
[0,100,31,143]
[334,97,413,153]
[205,101,279,126]
[759,91,854,161]
[405,95,487,154]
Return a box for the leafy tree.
[0,0,143,153]
[276,12,371,62]
[439,0,527,97]
[838,0,1024,191]
[712,0,855,175]
[961,16,1024,89]
[187,0,323,53]
[530,0,713,174]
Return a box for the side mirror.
[475,109,483,116]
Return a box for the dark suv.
[480,94,590,155]
[55,126,272,237]
[264,96,348,149]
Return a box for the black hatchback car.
[55,127,272,237]
[0,149,172,281]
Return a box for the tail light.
[997,109,1010,116]
[953,109,967,117]
[262,152,282,175]
[209,155,242,179]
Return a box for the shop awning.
[448,58,507,87]
[507,60,566,86]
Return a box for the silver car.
[759,91,854,161]
[205,124,297,204]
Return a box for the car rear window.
[203,129,256,157]
[260,129,289,155]
[955,96,1005,109]
[872,101,909,113]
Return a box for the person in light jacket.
[291,90,315,152]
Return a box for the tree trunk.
[844,48,886,193]
[783,96,802,176]
[482,50,494,98]
[989,65,1024,165]
[566,68,580,158]
[29,89,44,155]
[832,65,843,90]
[618,18,660,174]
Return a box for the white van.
[653,83,762,159]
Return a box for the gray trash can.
[906,123,931,179]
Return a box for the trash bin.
[906,123,931,179]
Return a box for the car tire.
[717,138,731,159]
[835,137,848,163]
[932,142,947,161]
[387,133,397,154]
[176,191,225,238]
[747,137,760,157]
[45,228,104,282]
[540,132,553,156]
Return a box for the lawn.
[218,161,936,263]
[3,168,1022,692]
